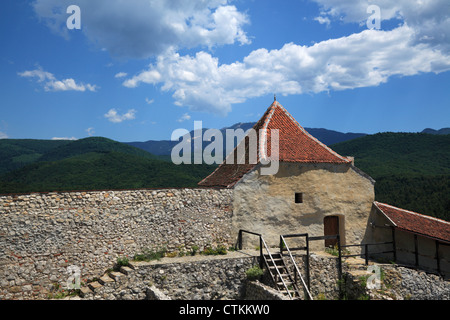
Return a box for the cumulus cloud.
[32,0,250,59]
[314,15,331,26]
[177,113,191,123]
[123,25,450,115]
[18,67,98,92]
[104,109,136,123]
[0,132,8,139]
[33,0,450,116]
[312,0,450,51]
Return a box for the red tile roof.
[198,101,352,188]
[374,201,450,243]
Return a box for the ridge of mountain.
[124,123,369,156]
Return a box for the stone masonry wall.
[85,254,259,300]
[0,188,233,299]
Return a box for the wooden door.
[324,216,339,248]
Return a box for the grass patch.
[133,247,167,262]
[246,265,264,281]
[201,244,227,256]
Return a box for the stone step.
[109,271,124,281]
[120,266,134,275]
[88,281,103,292]
[349,269,372,278]
[99,274,115,285]
[79,286,93,297]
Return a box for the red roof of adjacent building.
[373,201,450,243]
[198,100,352,188]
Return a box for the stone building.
[199,99,450,277]
[199,100,375,250]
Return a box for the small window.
[295,193,303,203]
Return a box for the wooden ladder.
[263,252,302,299]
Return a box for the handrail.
[260,236,293,299]
[237,229,294,299]
[237,229,263,268]
[341,241,396,265]
[280,235,313,300]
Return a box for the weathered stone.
[88,281,102,291]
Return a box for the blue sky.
[1,0,449,142]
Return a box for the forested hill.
[330,132,450,221]
[1,132,448,221]
[0,137,216,194]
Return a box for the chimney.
[347,156,355,165]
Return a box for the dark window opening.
[295,193,303,203]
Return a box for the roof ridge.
[374,201,450,225]
[373,201,398,227]
[198,100,353,187]
[265,101,351,163]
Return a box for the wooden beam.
[414,234,419,267]
[436,241,441,275]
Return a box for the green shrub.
[201,245,227,256]
[191,245,199,256]
[133,247,167,262]
[116,257,129,267]
[246,266,264,281]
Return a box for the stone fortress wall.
[1,187,448,300]
[0,188,234,299]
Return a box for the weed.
[246,265,264,280]
[47,282,80,300]
[201,244,227,256]
[325,244,350,257]
[116,257,129,267]
[191,245,199,256]
[133,247,167,262]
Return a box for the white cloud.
[123,26,450,116]
[177,113,191,123]
[0,132,8,139]
[32,0,450,117]
[52,137,77,140]
[32,0,250,59]
[18,67,98,92]
[104,109,136,123]
[86,127,95,136]
[145,98,155,105]
[114,72,128,78]
[314,15,331,26]
[311,0,450,52]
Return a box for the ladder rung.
[277,281,293,286]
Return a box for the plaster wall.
[232,162,375,250]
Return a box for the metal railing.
[341,241,396,265]
[237,229,399,299]
[280,234,313,300]
[308,234,343,281]
[237,229,295,299]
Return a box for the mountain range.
[124,123,449,157]
[124,122,368,156]
[0,124,448,221]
